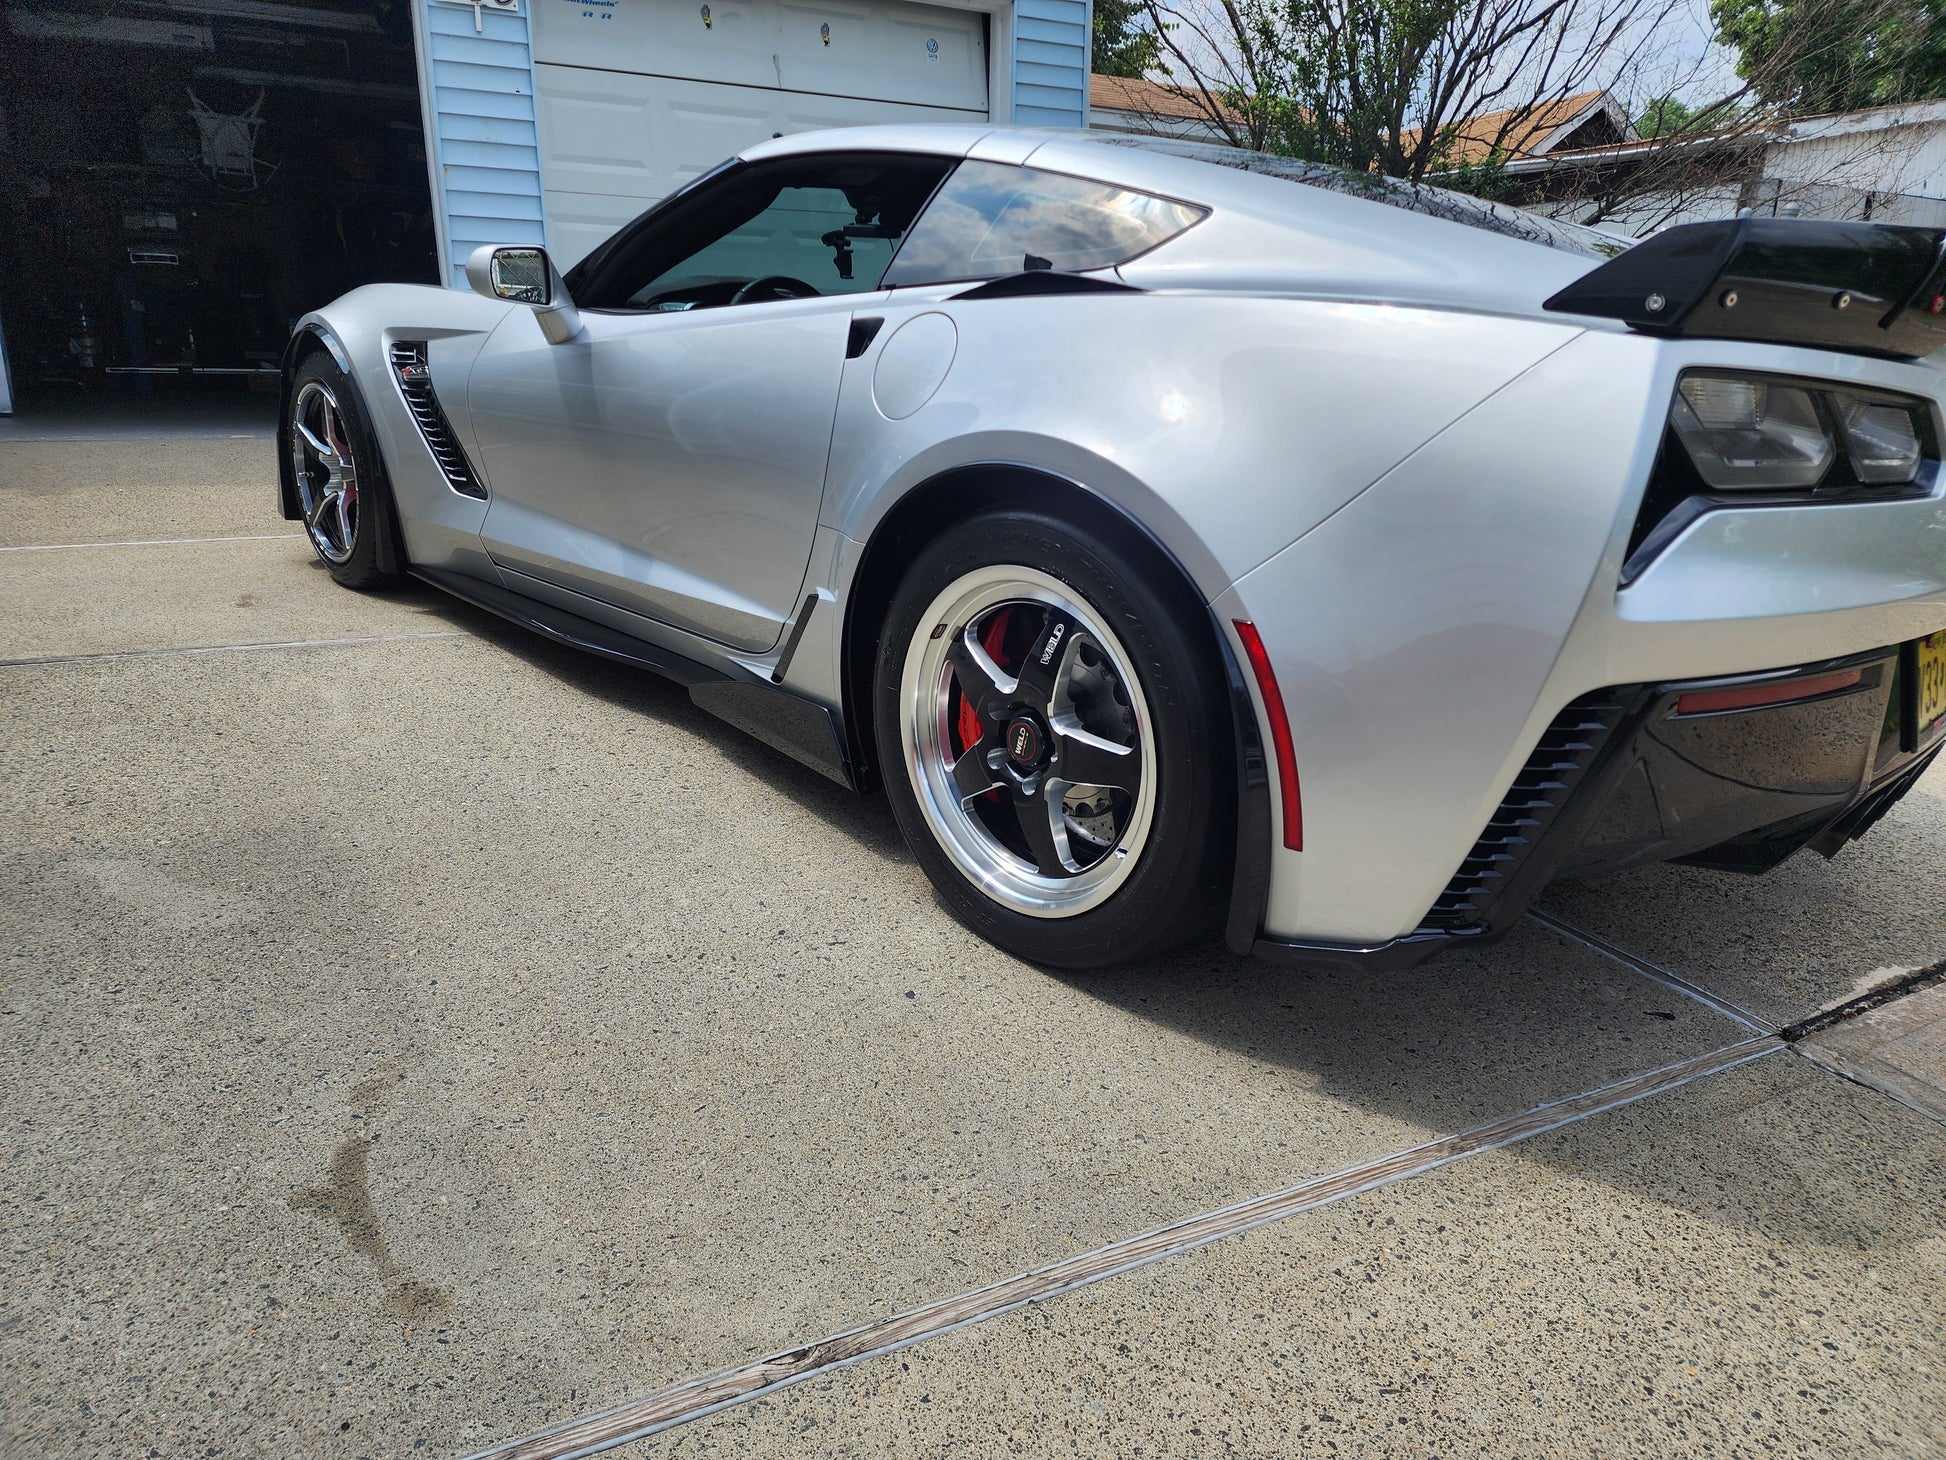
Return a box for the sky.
[1661,0,1747,104]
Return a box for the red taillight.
[1233,620,1302,851]
[1674,668,1863,716]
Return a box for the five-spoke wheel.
[876,509,1230,969]
[291,379,360,566]
[900,566,1158,917]
[286,353,403,590]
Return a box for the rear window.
[884,159,1207,285]
[1101,135,1631,260]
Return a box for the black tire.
[874,508,1232,969]
[288,352,407,590]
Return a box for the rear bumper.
[1217,330,1946,953]
[1254,643,1944,970]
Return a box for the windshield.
[1101,136,1632,260]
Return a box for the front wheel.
[288,354,406,590]
[874,510,1231,969]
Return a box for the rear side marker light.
[1674,668,1863,716]
[1233,620,1302,851]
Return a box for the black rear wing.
[1543,217,1946,361]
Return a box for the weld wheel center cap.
[1005,715,1046,769]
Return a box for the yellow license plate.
[1920,632,1946,734]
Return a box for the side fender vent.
[389,341,486,499]
[1419,693,1631,931]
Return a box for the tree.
[1137,0,1684,174]
[1711,0,1946,112]
[1121,0,1919,229]
[1634,95,1694,136]
[1093,0,1166,78]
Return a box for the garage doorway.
[0,0,438,426]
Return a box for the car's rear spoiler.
[1543,217,1946,361]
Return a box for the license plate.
[1920,632,1946,734]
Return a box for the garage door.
[531,0,989,267]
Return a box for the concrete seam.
[0,630,471,668]
[0,533,305,553]
[1776,956,1946,1041]
[1789,1041,1946,1127]
[0,431,272,444]
[1528,908,1771,1033]
[465,1036,1784,1460]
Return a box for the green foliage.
[1092,0,1164,79]
[1435,148,1516,200]
[1251,0,1472,177]
[1710,0,1946,111]
[1635,96,1695,137]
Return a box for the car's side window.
[577,154,954,313]
[883,160,1207,287]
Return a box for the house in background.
[1407,89,1636,167]
[1510,98,1946,236]
[1085,71,1945,239]
[1088,73,1236,142]
[1087,77,1635,161]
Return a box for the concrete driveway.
[3,433,1943,1460]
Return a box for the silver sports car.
[279,125,1946,970]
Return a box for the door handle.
[846,317,885,360]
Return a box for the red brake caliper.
[955,606,1013,773]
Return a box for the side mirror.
[465,244,581,345]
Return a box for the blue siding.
[415,0,1089,288]
[422,0,547,286]
[1011,0,1089,127]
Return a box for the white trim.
[990,0,1011,123]
[1784,97,1946,143]
[1077,0,1091,125]
[1528,90,1633,158]
[408,0,457,287]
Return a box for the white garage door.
[531,0,989,267]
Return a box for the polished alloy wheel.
[899,566,1159,918]
[290,380,359,565]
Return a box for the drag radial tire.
[287,353,407,590]
[875,509,1231,969]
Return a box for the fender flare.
[840,462,1273,956]
[276,320,405,576]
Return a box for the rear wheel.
[874,510,1230,968]
[289,354,405,589]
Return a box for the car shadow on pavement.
[406,589,910,859]
[405,582,1943,1252]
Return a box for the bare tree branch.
[1103,0,1923,233]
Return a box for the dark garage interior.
[0,0,439,418]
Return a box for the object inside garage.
[0,0,437,410]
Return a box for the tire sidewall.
[874,510,1229,969]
